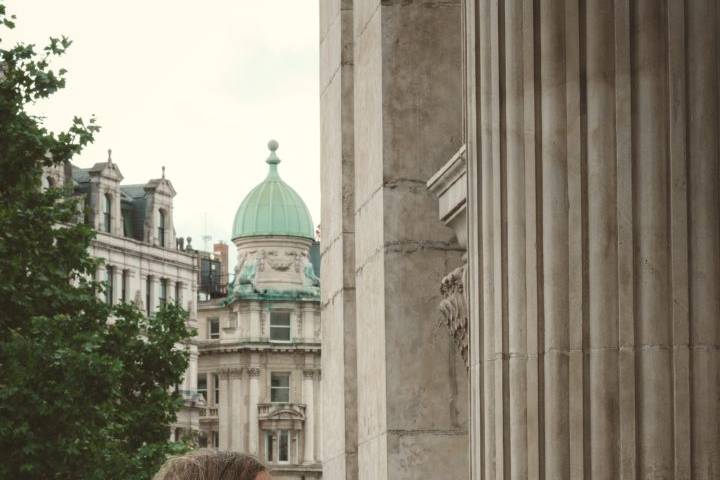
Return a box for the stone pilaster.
[302,304,315,341]
[218,370,230,450]
[303,369,316,464]
[111,267,122,305]
[249,303,261,340]
[247,367,261,455]
[229,368,245,452]
[464,1,720,478]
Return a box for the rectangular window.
[105,266,114,305]
[145,276,153,316]
[213,373,220,406]
[208,318,220,339]
[278,430,290,463]
[103,194,112,233]
[175,281,182,305]
[159,278,168,306]
[212,431,219,449]
[269,311,291,342]
[121,270,128,303]
[265,432,274,463]
[197,374,207,402]
[270,373,290,403]
[158,210,166,247]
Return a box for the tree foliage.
[0,5,192,479]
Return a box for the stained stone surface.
[322,1,468,479]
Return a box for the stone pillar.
[112,267,122,305]
[230,368,245,452]
[352,2,468,480]
[319,0,359,479]
[247,367,261,455]
[463,0,720,478]
[249,302,261,340]
[303,370,316,464]
[187,350,198,393]
[168,280,176,304]
[302,304,315,341]
[152,277,161,313]
[218,370,230,450]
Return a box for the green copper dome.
[232,140,315,240]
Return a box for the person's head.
[153,449,270,480]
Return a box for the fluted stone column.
[230,368,245,452]
[303,370,316,464]
[218,370,230,450]
[464,0,720,478]
[247,367,261,455]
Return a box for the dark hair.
[154,450,267,480]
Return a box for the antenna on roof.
[202,212,212,252]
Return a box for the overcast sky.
[5,0,320,255]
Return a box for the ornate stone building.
[42,154,202,441]
[320,1,720,479]
[196,141,322,480]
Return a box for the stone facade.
[196,145,323,479]
[42,156,202,440]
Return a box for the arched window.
[158,210,166,247]
[103,194,112,233]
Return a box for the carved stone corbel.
[439,265,469,368]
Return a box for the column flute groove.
[539,0,571,477]
[687,0,720,477]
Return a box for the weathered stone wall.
[321,1,468,479]
[320,0,358,479]
[464,0,720,478]
[352,1,468,479]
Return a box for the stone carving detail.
[303,369,316,379]
[257,250,266,272]
[248,367,261,377]
[439,265,469,367]
[266,249,294,271]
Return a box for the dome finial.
[266,139,281,166]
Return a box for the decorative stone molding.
[248,367,261,377]
[217,367,243,379]
[439,265,469,367]
[303,369,317,379]
[266,249,294,271]
[258,403,306,431]
[428,144,469,367]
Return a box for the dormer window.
[103,194,112,233]
[158,210,166,247]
